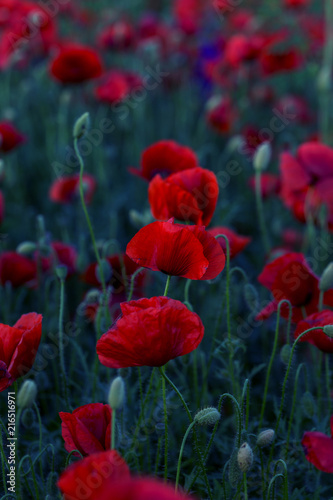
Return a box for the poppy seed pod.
[253,142,271,172]
[323,325,333,338]
[16,242,37,255]
[194,407,220,426]
[17,380,37,409]
[319,263,333,292]
[280,344,292,365]
[237,442,253,472]
[56,264,68,281]
[257,429,275,448]
[73,112,90,140]
[302,391,316,419]
[108,376,125,410]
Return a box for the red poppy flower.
[36,242,78,277]
[275,95,312,125]
[57,450,130,500]
[98,20,135,50]
[280,142,333,228]
[284,0,310,8]
[208,227,250,259]
[59,403,112,456]
[260,47,302,75]
[50,44,103,84]
[224,34,265,68]
[129,140,198,181]
[0,121,25,152]
[0,312,42,391]
[0,251,36,287]
[126,219,225,280]
[49,174,96,204]
[97,296,204,368]
[248,174,281,199]
[302,417,333,473]
[92,477,194,500]
[95,71,142,105]
[294,310,333,353]
[206,96,236,134]
[256,252,333,323]
[148,167,219,226]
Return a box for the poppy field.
[1,0,333,498]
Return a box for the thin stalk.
[285,363,306,456]
[175,421,196,490]
[111,410,116,450]
[33,403,43,481]
[325,355,331,415]
[160,366,168,481]
[163,275,171,297]
[127,267,145,301]
[255,169,270,255]
[58,277,70,410]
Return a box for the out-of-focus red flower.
[279,142,333,228]
[0,312,42,391]
[248,174,281,199]
[241,126,266,156]
[0,191,4,224]
[284,0,310,8]
[57,450,130,500]
[206,96,236,134]
[36,242,78,277]
[294,310,333,353]
[281,229,303,251]
[59,403,112,456]
[49,174,96,204]
[129,140,198,181]
[50,44,103,84]
[227,9,255,30]
[260,47,302,75]
[126,219,225,280]
[173,0,205,35]
[97,296,204,368]
[302,417,333,473]
[92,477,194,500]
[275,95,312,124]
[208,227,250,258]
[98,19,135,50]
[224,34,264,67]
[256,252,333,323]
[148,167,218,226]
[0,251,36,287]
[0,121,25,152]
[95,71,142,105]
[0,1,57,69]
[82,254,145,293]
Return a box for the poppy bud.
[73,112,90,140]
[108,376,125,410]
[129,209,153,229]
[84,289,101,304]
[16,242,37,255]
[56,264,68,281]
[194,407,220,426]
[96,259,112,284]
[17,380,37,409]
[228,448,241,487]
[302,391,315,419]
[243,283,258,310]
[280,344,292,365]
[257,429,275,448]
[317,66,331,93]
[323,325,333,338]
[253,142,271,172]
[237,442,253,472]
[319,263,333,292]
[226,135,245,153]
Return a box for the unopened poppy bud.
[16,241,37,255]
[228,448,241,487]
[317,66,331,92]
[84,289,101,304]
[237,442,253,472]
[96,259,112,284]
[17,380,37,409]
[302,391,315,419]
[243,283,258,310]
[108,376,125,410]
[73,112,90,140]
[194,407,220,426]
[280,344,292,365]
[226,135,245,153]
[319,263,333,292]
[55,264,68,281]
[253,142,271,172]
[323,325,333,338]
[36,214,46,239]
[257,429,275,448]
[129,209,153,228]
